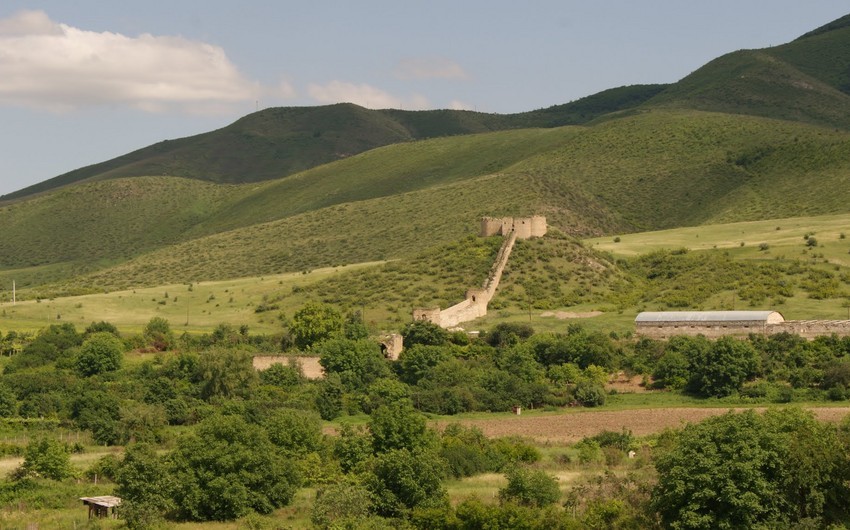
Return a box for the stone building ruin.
[413,216,547,329]
[635,310,850,340]
[480,216,547,239]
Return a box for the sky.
[0,1,848,196]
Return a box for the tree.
[397,344,452,385]
[366,447,447,517]
[262,408,323,455]
[652,409,850,529]
[315,338,390,391]
[196,347,258,401]
[369,401,430,454]
[143,317,174,351]
[75,332,124,376]
[115,443,173,529]
[688,336,758,397]
[167,414,301,521]
[21,437,74,480]
[498,466,561,507]
[289,303,343,350]
[311,478,373,529]
[84,321,120,338]
[401,320,449,347]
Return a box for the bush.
[20,438,74,480]
[574,380,606,407]
[75,332,124,376]
[498,466,561,507]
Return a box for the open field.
[434,406,850,443]
[588,212,850,260]
[0,263,382,334]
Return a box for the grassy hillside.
[5,108,850,295]
[2,87,661,202]
[647,14,850,129]
[0,177,242,269]
[505,109,850,230]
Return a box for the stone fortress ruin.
[413,216,547,329]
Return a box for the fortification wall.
[479,216,547,240]
[771,321,850,339]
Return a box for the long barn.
[635,311,785,339]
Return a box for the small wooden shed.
[80,496,121,519]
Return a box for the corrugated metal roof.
[635,311,783,323]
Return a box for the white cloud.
[394,57,469,80]
[307,80,430,110]
[0,10,262,112]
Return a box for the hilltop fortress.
[413,216,546,329]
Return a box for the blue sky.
[0,1,848,196]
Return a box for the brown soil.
[432,407,850,444]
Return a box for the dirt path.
[432,407,850,443]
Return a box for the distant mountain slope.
[646,14,850,128]
[17,109,850,295]
[1,86,664,201]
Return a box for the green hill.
[647,15,850,128]
[5,108,850,297]
[2,86,661,202]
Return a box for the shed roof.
[80,496,122,508]
[635,311,784,323]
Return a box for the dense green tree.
[289,302,343,350]
[21,437,73,480]
[72,390,121,445]
[75,332,124,376]
[115,443,173,529]
[400,320,449,347]
[369,401,430,454]
[311,478,373,529]
[366,447,447,518]
[397,344,452,385]
[196,347,258,401]
[486,322,535,347]
[143,317,175,351]
[0,382,16,417]
[499,466,561,507]
[316,338,390,391]
[315,373,344,420]
[262,408,323,455]
[259,360,304,389]
[653,409,850,529]
[167,414,300,521]
[362,377,411,413]
[84,321,120,338]
[687,336,758,397]
[334,424,372,473]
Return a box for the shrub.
[498,466,560,507]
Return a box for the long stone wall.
[637,320,850,340]
[415,231,518,329]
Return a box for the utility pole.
[12,281,14,305]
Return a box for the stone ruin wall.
[480,216,547,239]
[772,320,850,339]
[415,215,547,329]
[637,320,850,340]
